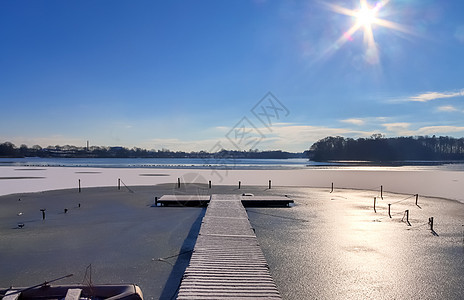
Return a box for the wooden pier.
[158,194,293,207]
[176,194,282,299]
[157,194,211,206]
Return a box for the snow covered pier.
[176,194,282,299]
[157,194,293,207]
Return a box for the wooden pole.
[429,217,434,231]
[415,194,419,206]
[177,178,181,188]
[406,209,410,226]
[209,180,211,189]
[269,180,272,189]
[238,181,241,189]
[78,179,81,193]
[118,178,121,190]
[330,182,334,193]
[461,225,463,247]
[380,185,383,199]
[154,196,158,206]
[373,197,376,213]
[388,204,391,218]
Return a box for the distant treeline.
[310,135,464,161]
[0,142,305,159]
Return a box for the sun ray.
[363,24,379,64]
[320,2,359,18]
[373,18,415,35]
[322,23,362,58]
[320,0,413,64]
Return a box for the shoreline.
[1,166,463,203]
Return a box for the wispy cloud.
[437,105,458,112]
[340,118,365,126]
[415,126,464,135]
[382,123,464,136]
[2,136,87,148]
[408,90,463,102]
[254,124,374,151]
[214,126,230,132]
[141,125,365,152]
[6,120,463,153]
[382,123,411,135]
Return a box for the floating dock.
[157,194,293,207]
[176,194,282,299]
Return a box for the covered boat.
[0,284,143,300]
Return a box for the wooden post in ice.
[238,181,241,189]
[373,197,377,213]
[428,217,434,231]
[461,225,464,247]
[118,178,121,190]
[405,209,410,226]
[209,180,211,189]
[177,178,181,188]
[380,185,383,199]
[330,182,334,193]
[415,194,419,206]
[388,204,391,218]
[269,180,272,189]
[78,179,81,193]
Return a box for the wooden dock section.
[158,194,293,207]
[156,194,210,206]
[177,194,282,299]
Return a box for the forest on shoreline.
[0,142,305,159]
[1,135,464,161]
[310,135,464,161]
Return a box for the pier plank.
[177,194,282,299]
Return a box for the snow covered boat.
[0,284,143,300]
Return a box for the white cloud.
[340,118,365,126]
[408,90,463,102]
[437,105,458,112]
[415,126,464,135]
[382,122,411,131]
[7,119,463,153]
[382,123,464,136]
[214,126,230,132]
[252,124,374,151]
[382,123,412,136]
[374,117,389,122]
[145,124,375,152]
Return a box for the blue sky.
[1,0,463,152]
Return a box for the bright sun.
[322,0,412,64]
[356,5,377,27]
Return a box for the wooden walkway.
[177,194,282,299]
[157,194,293,207]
